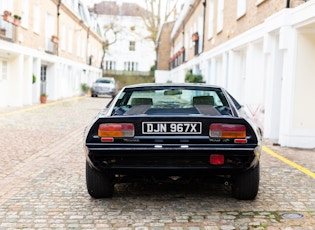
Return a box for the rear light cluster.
[98,123,134,142]
[209,123,247,143]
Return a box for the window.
[77,36,81,56]
[45,13,54,52]
[65,0,78,9]
[217,0,224,33]
[129,41,135,51]
[198,16,203,53]
[0,1,12,35]
[124,62,138,71]
[61,25,66,51]
[81,38,86,58]
[113,88,231,116]
[207,0,214,39]
[21,0,29,28]
[68,29,73,53]
[237,0,246,19]
[189,27,193,48]
[105,61,116,70]
[33,4,40,33]
[78,3,89,24]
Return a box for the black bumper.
[86,145,261,176]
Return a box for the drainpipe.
[202,0,206,52]
[57,0,61,55]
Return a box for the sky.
[85,0,185,13]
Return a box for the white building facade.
[0,0,103,108]
[157,0,315,148]
[94,1,156,75]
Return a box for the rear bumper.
[91,89,115,95]
[86,145,261,175]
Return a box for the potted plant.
[3,10,11,16]
[32,74,36,84]
[81,83,90,95]
[51,35,59,43]
[192,32,199,41]
[185,70,204,83]
[2,10,12,22]
[40,93,47,104]
[13,15,21,26]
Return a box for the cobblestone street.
[0,97,314,230]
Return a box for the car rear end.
[84,84,262,200]
[91,77,116,97]
[86,116,260,176]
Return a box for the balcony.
[0,19,14,42]
[45,36,58,55]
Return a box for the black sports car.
[84,83,262,200]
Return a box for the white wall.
[293,33,315,130]
[103,15,156,72]
[169,1,315,148]
[0,42,102,107]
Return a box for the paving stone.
[0,97,314,229]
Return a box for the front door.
[40,65,47,95]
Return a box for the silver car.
[91,77,117,98]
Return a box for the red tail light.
[210,154,224,165]
[209,123,246,138]
[98,123,134,138]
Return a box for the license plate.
[142,122,202,134]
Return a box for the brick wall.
[157,21,174,70]
[169,0,287,61]
[12,0,102,68]
[203,0,286,50]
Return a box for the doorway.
[40,65,47,95]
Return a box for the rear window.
[111,87,232,116]
[96,78,114,84]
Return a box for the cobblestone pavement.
[0,97,314,230]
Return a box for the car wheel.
[86,161,114,198]
[232,163,260,200]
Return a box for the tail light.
[210,154,224,165]
[209,123,246,138]
[98,123,134,138]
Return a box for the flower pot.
[192,33,199,41]
[51,35,59,44]
[40,95,47,104]
[13,18,21,26]
[2,15,13,23]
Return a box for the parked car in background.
[91,77,117,98]
[84,83,262,200]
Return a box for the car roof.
[122,83,223,90]
[96,77,115,82]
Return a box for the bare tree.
[100,21,121,71]
[139,0,179,48]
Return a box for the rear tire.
[86,161,114,198]
[232,163,260,200]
